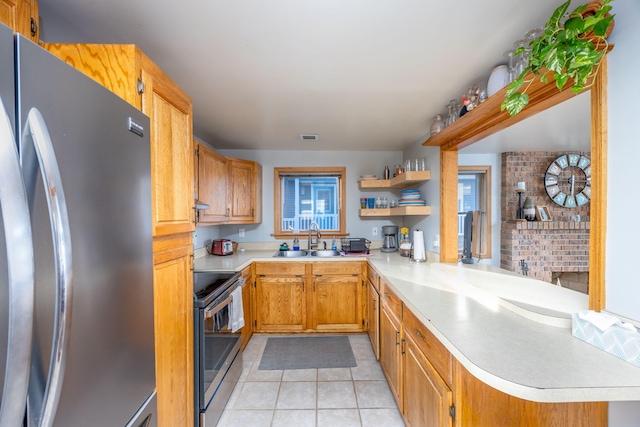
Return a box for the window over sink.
[273,167,347,238]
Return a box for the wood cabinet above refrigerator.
[42,43,195,237]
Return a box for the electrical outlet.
[433,233,440,248]
[239,228,245,238]
[372,227,378,236]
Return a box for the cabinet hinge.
[449,404,455,420]
[137,78,144,94]
[30,18,37,37]
[195,147,200,157]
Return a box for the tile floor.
[219,333,405,427]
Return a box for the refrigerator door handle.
[0,98,35,427]
[22,108,73,427]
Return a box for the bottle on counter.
[293,236,300,251]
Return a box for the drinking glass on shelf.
[525,27,544,45]
[446,100,457,126]
[513,39,528,78]
[404,159,412,172]
[418,158,426,171]
[503,49,516,83]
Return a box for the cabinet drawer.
[403,307,452,387]
[240,265,252,282]
[367,264,380,291]
[380,279,402,320]
[255,262,305,276]
[312,261,362,276]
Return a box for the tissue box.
[572,313,640,368]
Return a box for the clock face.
[544,153,591,208]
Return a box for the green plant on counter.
[501,0,615,116]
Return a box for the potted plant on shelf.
[501,0,615,116]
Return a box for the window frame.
[457,165,492,259]
[273,166,347,239]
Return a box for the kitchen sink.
[273,250,308,257]
[310,250,342,257]
[272,250,343,258]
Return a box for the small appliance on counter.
[208,239,234,256]
[341,238,371,254]
[381,225,399,252]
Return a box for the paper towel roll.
[412,230,426,262]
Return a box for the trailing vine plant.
[501,0,615,116]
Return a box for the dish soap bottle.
[331,238,337,251]
[293,236,300,251]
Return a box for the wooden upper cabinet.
[195,146,262,225]
[228,157,262,224]
[42,43,195,237]
[196,143,229,223]
[0,0,39,42]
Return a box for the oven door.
[195,283,242,410]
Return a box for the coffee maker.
[381,225,399,252]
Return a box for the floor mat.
[258,336,357,370]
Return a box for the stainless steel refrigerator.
[1,25,157,427]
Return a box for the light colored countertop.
[193,249,640,403]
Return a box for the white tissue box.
[572,313,640,368]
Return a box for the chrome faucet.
[308,222,321,251]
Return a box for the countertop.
[193,249,640,403]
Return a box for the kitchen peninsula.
[195,249,640,425]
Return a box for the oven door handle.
[203,282,240,318]
[204,295,232,318]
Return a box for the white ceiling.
[37,0,589,152]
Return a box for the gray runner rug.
[258,336,357,370]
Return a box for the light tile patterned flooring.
[219,333,405,427]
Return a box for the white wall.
[605,0,640,322]
[402,138,441,255]
[603,1,640,424]
[203,148,404,247]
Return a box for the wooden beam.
[440,149,459,263]
[589,56,608,312]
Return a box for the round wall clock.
[544,153,591,208]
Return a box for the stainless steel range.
[193,271,244,427]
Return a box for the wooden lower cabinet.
[380,299,403,409]
[311,262,364,332]
[367,280,380,359]
[255,261,306,332]
[240,265,254,349]
[403,331,453,427]
[254,261,365,333]
[152,233,194,427]
[374,275,608,427]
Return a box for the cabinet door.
[152,234,194,427]
[255,276,306,332]
[403,333,453,427]
[196,143,229,223]
[140,54,195,236]
[380,302,402,409]
[228,157,259,224]
[0,0,38,42]
[240,266,253,349]
[367,281,380,359]
[312,274,363,332]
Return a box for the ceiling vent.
[299,134,319,141]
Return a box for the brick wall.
[500,152,590,283]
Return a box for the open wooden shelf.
[358,170,431,189]
[422,70,588,151]
[359,206,431,217]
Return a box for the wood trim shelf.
[359,206,431,217]
[359,171,431,189]
[422,69,604,152]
